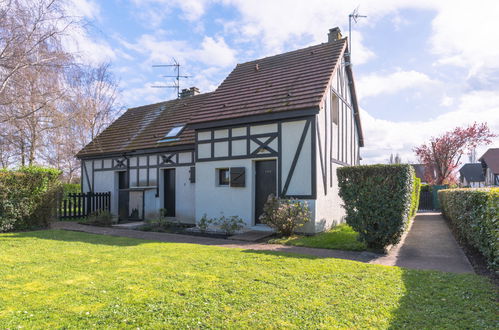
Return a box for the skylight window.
[165,125,184,138]
[157,125,185,143]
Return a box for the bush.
[62,183,81,198]
[198,214,212,233]
[409,177,421,219]
[439,188,498,271]
[0,167,61,232]
[213,215,245,235]
[337,164,415,250]
[85,210,114,226]
[259,194,311,236]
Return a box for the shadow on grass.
[388,268,496,329]
[239,247,382,262]
[2,230,146,247]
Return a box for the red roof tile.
[76,92,212,158]
[191,39,347,124]
[479,148,499,174]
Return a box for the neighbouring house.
[76,27,364,233]
[411,164,435,184]
[479,148,499,186]
[458,163,485,188]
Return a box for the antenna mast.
[348,7,367,59]
[151,58,190,98]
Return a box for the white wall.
[93,170,118,215]
[156,166,195,223]
[195,159,256,226]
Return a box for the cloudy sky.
[69,0,499,164]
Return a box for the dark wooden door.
[163,169,176,217]
[118,171,129,221]
[255,160,277,224]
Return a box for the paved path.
[51,212,474,274]
[371,212,474,273]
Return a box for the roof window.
[157,125,184,143]
[165,125,184,138]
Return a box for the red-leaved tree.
[413,122,496,185]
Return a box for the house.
[76,27,364,233]
[411,164,435,184]
[458,163,485,188]
[478,148,499,186]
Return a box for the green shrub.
[62,183,81,198]
[0,167,61,232]
[409,177,421,218]
[337,164,415,250]
[84,210,114,227]
[213,215,245,235]
[198,214,212,233]
[259,194,311,236]
[439,188,498,271]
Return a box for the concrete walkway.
[371,212,474,273]
[51,212,474,274]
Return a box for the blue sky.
[68,0,499,164]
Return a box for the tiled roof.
[76,92,212,158]
[479,148,499,174]
[77,36,364,158]
[191,38,347,124]
[459,163,485,182]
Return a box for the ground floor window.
[218,168,230,186]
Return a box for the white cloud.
[130,0,211,28]
[357,70,438,99]
[360,90,499,164]
[122,34,236,68]
[429,1,499,83]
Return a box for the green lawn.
[269,224,367,251]
[0,230,496,328]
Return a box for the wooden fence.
[58,192,111,220]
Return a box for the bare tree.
[65,62,121,143]
[0,0,72,102]
[0,0,121,182]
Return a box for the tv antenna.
[151,58,190,98]
[348,7,367,59]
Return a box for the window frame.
[217,168,230,186]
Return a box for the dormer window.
[157,125,185,143]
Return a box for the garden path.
[51,212,474,273]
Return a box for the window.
[157,125,185,143]
[331,93,339,125]
[218,168,230,186]
[165,125,184,138]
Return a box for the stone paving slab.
[51,212,474,274]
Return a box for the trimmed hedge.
[337,164,416,250]
[0,167,61,232]
[62,183,81,198]
[439,188,498,271]
[409,178,421,218]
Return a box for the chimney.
[328,27,342,42]
[180,87,200,98]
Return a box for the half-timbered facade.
[77,27,364,233]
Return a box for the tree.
[413,123,496,185]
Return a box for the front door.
[163,169,176,217]
[255,160,277,224]
[118,171,129,221]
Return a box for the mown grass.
[0,230,496,328]
[269,224,367,251]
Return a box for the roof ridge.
[234,38,346,67]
